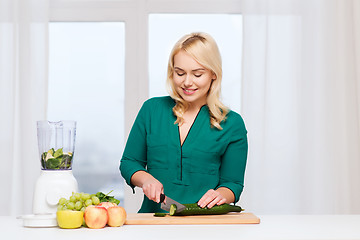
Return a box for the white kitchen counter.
[2,215,360,240]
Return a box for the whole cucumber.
[169,203,243,216]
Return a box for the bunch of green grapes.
[57,192,100,212]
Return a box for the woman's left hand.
[197,189,227,209]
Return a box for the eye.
[176,72,185,76]
[194,74,202,78]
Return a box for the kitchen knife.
[160,193,186,213]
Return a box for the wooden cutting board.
[125,212,260,225]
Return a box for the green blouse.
[120,96,248,213]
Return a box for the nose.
[183,75,193,87]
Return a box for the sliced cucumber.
[153,212,167,217]
[169,204,177,216]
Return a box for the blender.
[21,121,78,227]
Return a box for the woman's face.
[172,50,215,108]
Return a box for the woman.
[120,32,248,213]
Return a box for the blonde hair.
[166,32,228,130]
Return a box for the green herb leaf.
[46,158,61,169]
[53,148,63,158]
[95,191,120,205]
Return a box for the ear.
[212,72,217,81]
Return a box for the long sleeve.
[119,101,150,191]
[216,113,248,203]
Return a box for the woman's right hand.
[131,171,164,203]
[141,177,164,203]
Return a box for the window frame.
[49,0,243,213]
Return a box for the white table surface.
[2,215,360,240]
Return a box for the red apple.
[84,205,108,229]
[98,202,117,209]
[107,206,127,227]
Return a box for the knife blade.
[160,193,186,213]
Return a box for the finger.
[216,198,227,206]
[155,192,159,203]
[207,196,225,209]
[198,190,218,208]
[198,191,216,207]
[151,184,163,203]
[197,192,209,207]
[155,189,162,203]
[153,187,158,203]
[145,184,153,201]
[198,189,215,203]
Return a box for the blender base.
[24,170,78,227]
[32,170,78,215]
[20,213,57,228]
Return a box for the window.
[48,22,125,204]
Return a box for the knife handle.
[160,193,165,203]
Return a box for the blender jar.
[37,121,76,170]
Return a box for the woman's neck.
[185,101,206,114]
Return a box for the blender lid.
[19,213,57,227]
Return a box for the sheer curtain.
[1,0,359,216]
[241,0,360,214]
[0,0,48,216]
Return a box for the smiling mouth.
[182,88,197,95]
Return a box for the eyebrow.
[174,67,206,72]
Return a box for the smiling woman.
[120,32,248,213]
